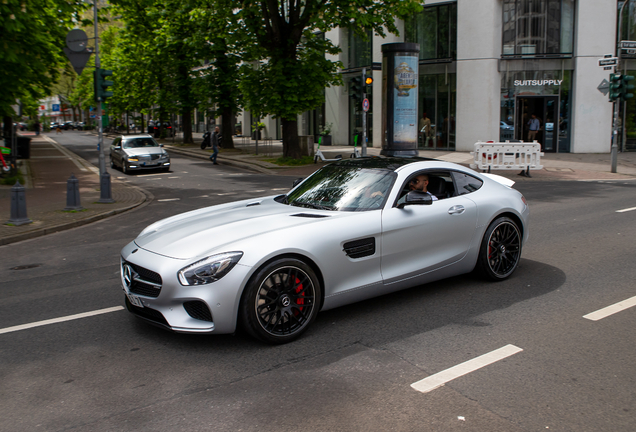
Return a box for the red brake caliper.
[295,277,304,313]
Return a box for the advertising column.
[381,43,420,157]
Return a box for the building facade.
[321,0,627,153]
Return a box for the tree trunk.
[182,109,193,143]
[221,106,234,149]
[282,118,301,158]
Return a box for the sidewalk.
[162,135,636,181]
[2,132,636,247]
[0,134,151,246]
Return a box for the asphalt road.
[1,131,635,431]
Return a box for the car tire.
[122,162,128,174]
[475,216,522,281]
[110,157,115,169]
[239,258,321,344]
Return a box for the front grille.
[123,261,162,298]
[125,296,169,326]
[184,301,213,322]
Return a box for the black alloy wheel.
[476,216,521,280]
[240,258,321,344]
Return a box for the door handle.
[448,205,465,215]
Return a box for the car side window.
[112,137,121,147]
[395,170,454,205]
[451,172,483,195]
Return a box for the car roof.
[330,156,438,171]
[121,134,154,139]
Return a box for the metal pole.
[94,0,105,177]
[612,0,628,173]
[362,67,367,157]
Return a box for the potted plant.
[252,121,265,140]
[319,122,333,146]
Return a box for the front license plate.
[127,293,144,308]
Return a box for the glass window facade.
[418,73,456,150]
[405,3,457,61]
[502,0,575,56]
[348,29,372,69]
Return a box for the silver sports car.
[120,157,529,343]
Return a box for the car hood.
[124,147,166,156]
[134,197,336,259]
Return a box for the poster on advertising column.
[392,57,418,149]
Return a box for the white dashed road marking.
[616,206,636,213]
[583,295,636,321]
[411,344,523,394]
[158,198,180,202]
[0,306,124,335]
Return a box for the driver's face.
[409,175,429,191]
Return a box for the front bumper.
[119,241,251,334]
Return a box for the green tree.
[0,0,87,136]
[236,0,423,158]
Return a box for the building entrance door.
[515,96,559,152]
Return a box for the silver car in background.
[110,134,170,173]
[119,157,529,344]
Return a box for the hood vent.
[291,213,329,218]
[246,201,261,207]
[343,238,376,259]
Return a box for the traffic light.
[365,74,373,94]
[350,76,362,101]
[609,73,622,102]
[621,75,635,101]
[94,68,114,102]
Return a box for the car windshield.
[285,165,396,211]
[123,138,159,149]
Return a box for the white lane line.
[411,344,523,394]
[196,195,210,198]
[271,188,289,191]
[158,198,180,202]
[616,206,636,213]
[168,176,180,179]
[217,192,236,196]
[583,295,636,321]
[0,306,124,335]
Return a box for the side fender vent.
[291,213,329,218]
[343,238,376,259]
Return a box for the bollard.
[98,171,115,203]
[8,181,32,226]
[64,173,83,211]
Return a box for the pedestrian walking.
[209,126,221,165]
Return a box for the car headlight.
[178,252,243,286]
[127,157,139,162]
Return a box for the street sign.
[64,47,92,76]
[363,98,370,112]
[621,40,636,49]
[599,57,618,67]
[598,79,610,96]
[66,29,88,52]
[52,104,60,111]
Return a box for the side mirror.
[159,143,164,147]
[292,177,304,188]
[397,191,433,208]
[114,146,121,150]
